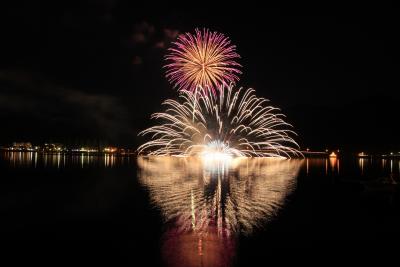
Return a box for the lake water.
[1,152,400,266]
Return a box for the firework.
[165,28,241,94]
[137,85,302,158]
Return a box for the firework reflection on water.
[138,156,302,267]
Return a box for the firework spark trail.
[137,85,302,158]
[165,28,241,94]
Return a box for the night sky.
[2,2,399,152]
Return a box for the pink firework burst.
[165,28,241,94]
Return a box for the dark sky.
[1,1,399,152]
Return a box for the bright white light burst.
[200,140,234,163]
[137,85,302,158]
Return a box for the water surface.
[1,152,400,265]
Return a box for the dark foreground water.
[1,152,400,266]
